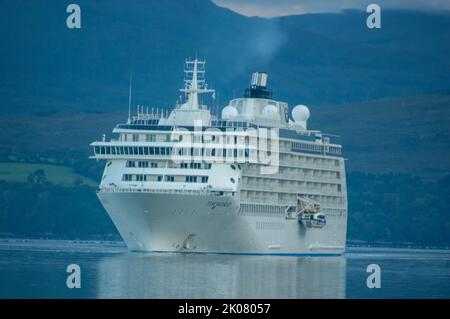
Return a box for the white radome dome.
[262,104,278,119]
[292,105,310,122]
[222,105,238,120]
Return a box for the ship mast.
[179,59,215,109]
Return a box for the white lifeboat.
[297,196,326,229]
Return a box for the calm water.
[0,240,449,298]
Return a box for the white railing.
[98,187,233,197]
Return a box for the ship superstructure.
[90,59,347,255]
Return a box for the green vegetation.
[0,162,97,187]
[0,180,118,239]
[348,172,450,246]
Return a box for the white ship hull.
[98,191,346,255]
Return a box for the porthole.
[230,177,236,184]
[231,164,236,170]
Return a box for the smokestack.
[251,72,268,88]
[245,72,273,99]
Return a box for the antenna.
[127,72,133,124]
[180,59,214,110]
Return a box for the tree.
[27,169,47,184]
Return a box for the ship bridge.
[221,72,290,128]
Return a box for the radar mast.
[179,59,215,109]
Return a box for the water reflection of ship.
[96,253,346,298]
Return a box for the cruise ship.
[90,59,348,255]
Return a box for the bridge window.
[167,176,174,182]
[136,175,147,182]
[126,161,136,168]
[122,174,132,181]
[138,161,148,168]
[190,162,201,169]
[186,176,197,183]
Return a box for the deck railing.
[98,187,233,197]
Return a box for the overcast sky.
[212,0,450,17]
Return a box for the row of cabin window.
[280,154,340,167]
[95,146,249,157]
[292,142,323,152]
[96,144,340,158]
[291,142,342,155]
[125,161,212,169]
[95,146,172,156]
[126,161,158,168]
[180,162,212,169]
[122,174,209,183]
[120,133,247,143]
[121,134,170,142]
[327,147,342,154]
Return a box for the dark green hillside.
[0,180,118,239]
[347,172,450,246]
[2,94,449,179]
[309,94,450,178]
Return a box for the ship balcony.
[90,141,253,156]
[278,160,342,172]
[241,184,344,198]
[242,172,342,185]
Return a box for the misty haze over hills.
[1,0,449,114]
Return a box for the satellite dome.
[222,105,238,120]
[292,105,310,122]
[262,104,278,119]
